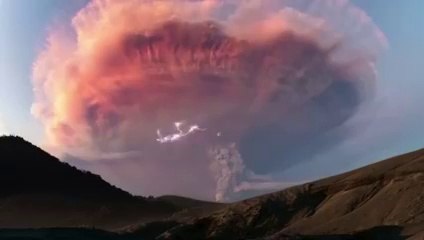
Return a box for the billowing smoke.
[209,142,292,201]
[32,0,386,201]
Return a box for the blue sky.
[1,0,424,182]
[0,0,85,142]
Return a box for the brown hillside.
[161,148,424,239]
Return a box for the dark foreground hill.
[3,135,424,239]
[0,136,222,230]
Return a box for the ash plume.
[32,0,387,201]
[209,143,291,202]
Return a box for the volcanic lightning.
[156,121,206,143]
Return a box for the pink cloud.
[32,0,386,201]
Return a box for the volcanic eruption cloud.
[32,0,387,201]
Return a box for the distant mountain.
[0,136,223,230]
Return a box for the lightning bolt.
[156,121,206,143]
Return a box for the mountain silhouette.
[2,136,424,239]
[0,136,222,230]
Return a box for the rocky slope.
[160,148,424,239]
[3,135,424,239]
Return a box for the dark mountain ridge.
[0,136,222,230]
[0,136,130,199]
[2,135,424,239]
